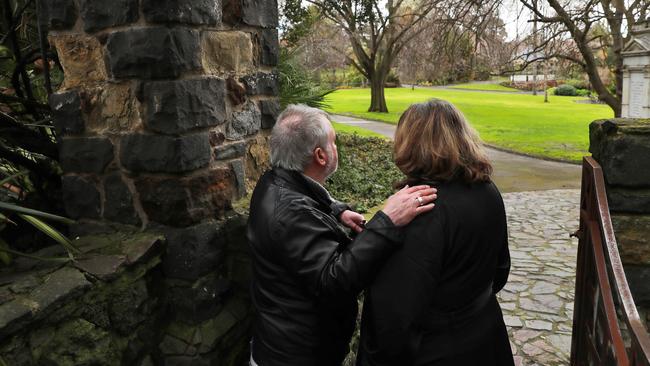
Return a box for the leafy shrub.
[1,0,76,258]
[501,80,558,91]
[563,79,590,90]
[326,134,404,212]
[576,89,591,97]
[319,66,367,88]
[279,49,335,108]
[555,84,578,96]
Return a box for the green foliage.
[1,3,62,196]
[326,134,403,213]
[280,2,320,47]
[1,0,70,258]
[0,174,78,264]
[555,84,578,96]
[279,49,335,108]
[575,89,591,97]
[320,67,367,88]
[563,79,591,90]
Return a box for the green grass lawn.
[331,121,386,138]
[448,83,520,92]
[325,88,613,163]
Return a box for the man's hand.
[340,210,366,233]
[382,185,437,227]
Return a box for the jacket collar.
[272,168,333,212]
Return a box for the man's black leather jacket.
[248,168,402,366]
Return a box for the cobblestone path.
[499,189,581,366]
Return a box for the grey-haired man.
[247,104,437,365]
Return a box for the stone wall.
[32,0,278,364]
[590,118,650,327]
[0,233,166,365]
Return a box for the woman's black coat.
[356,179,514,366]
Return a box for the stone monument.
[622,19,650,118]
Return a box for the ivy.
[326,133,404,213]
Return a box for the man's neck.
[301,172,333,202]
[302,167,326,185]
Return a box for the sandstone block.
[202,31,253,74]
[143,0,221,25]
[245,134,270,185]
[143,78,226,135]
[120,133,210,173]
[59,137,114,174]
[62,175,101,219]
[50,34,107,89]
[259,29,279,66]
[85,83,141,133]
[226,101,261,140]
[106,27,201,79]
[102,173,141,226]
[240,72,279,96]
[80,0,139,32]
[48,91,84,136]
[259,99,280,129]
[40,0,77,29]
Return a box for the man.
[247,104,437,366]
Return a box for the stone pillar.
[45,0,279,363]
[590,118,650,327]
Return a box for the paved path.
[332,114,582,193]
[501,189,580,366]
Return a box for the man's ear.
[314,147,327,167]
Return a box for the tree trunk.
[610,3,625,117]
[368,74,388,113]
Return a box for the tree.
[288,0,453,113]
[397,0,506,85]
[518,0,650,116]
[292,15,348,77]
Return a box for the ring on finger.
[415,196,424,206]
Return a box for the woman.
[356,99,514,366]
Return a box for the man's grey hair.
[270,104,332,171]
